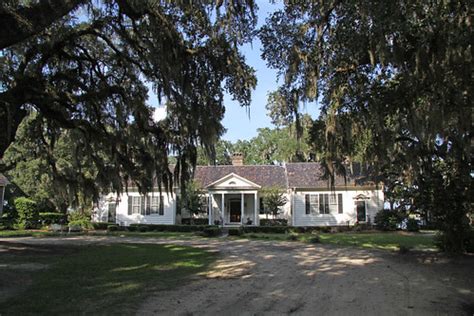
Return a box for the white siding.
[293,189,384,226]
[111,192,176,226]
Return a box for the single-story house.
[94,154,384,227]
[0,174,8,216]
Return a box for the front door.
[229,200,241,223]
[356,201,366,222]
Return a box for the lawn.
[239,231,437,251]
[0,243,216,314]
[0,229,198,239]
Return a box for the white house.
[95,155,383,227]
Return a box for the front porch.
[207,191,259,226]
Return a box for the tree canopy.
[1,0,257,202]
[260,1,472,252]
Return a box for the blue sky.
[152,1,320,142]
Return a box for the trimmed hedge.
[260,219,288,226]
[92,222,111,230]
[242,226,288,234]
[39,212,67,225]
[107,224,119,231]
[202,227,222,237]
[14,197,39,229]
[128,223,218,232]
[181,218,209,225]
[228,228,242,236]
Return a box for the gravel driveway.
[1,236,473,315]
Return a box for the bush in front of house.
[286,233,298,241]
[14,197,39,229]
[181,218,209,225]
[202,226,222,237]
[92,222,110,230]
[374,209,400,231]
[260,218,288,226]
[68,219,93,230]
[308,235,320,244]
[406,218,419,232]
[107,224,119,231]
[228,228,242,236]
[242,226,288,234]
[39,212,67,225]
[128,223,218,233]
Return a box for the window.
[303,193,344,215]
[132,196,141,214]
[305,194,319,214]
[150,196,160,214]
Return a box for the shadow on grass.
[0,243,216,315]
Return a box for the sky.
[152,1,320,142]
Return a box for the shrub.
[92,222,110,230]
[202,226,221,237]
[138,225,148,232]
[260,219,288,226]
[242,226,288,234]
[374,209,400,231]
[228,228,242,236]
[68,219,93,230]
[14,197,39,229]
[181,218,209,225]
[128,224,218,233]
[308,235,320,244]
[286,233,298,241]
[107,224,119,231]
[406,218,419,232]
[464,230,474,254]
[39,212,67,225]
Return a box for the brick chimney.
[231,153,244,166]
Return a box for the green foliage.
[242,226,288,234]
[406,218,419,232]
[128,224,218,233]
[260,1,471,252]
[1,1,257,207]
[107,224,119,232]
[181,218,209,226]
[202,227,222,237]
[92,222,110,230]
[260,219,288,226]
[308,235,320,244]
[14,197,39,229]
[286,233,298,241]
[181,181,206,222]
[67,210,92,229]
[39,212,67,225]
[228,228,242,236]
[374,210,400,231]
[261,187,288,219]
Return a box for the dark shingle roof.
[194,165,287,188]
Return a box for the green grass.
[0,243,215,314]
[238,231,437,251]
[0,229,199,239]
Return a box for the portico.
[205,173,259,226]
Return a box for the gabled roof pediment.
[206,173,261,189]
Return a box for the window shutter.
[140,196,145,215]
[159,196,164,215]
[305,195,310,214]
[338,194,343,214]
[319,194,324,214]
[146,196,151,215]
[128,197,132,215]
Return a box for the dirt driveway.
[1,236,473,315]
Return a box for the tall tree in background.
[260,1,471,252]
[1,1,257,205]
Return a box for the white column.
[241,193,244,225]
[254,192,257,226]
[221,193,225,225]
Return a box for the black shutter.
[305,195,310,214]
[146,196,151,215]
[159,196,164,215]
[319,194,324,214]
[128,196,132,215]
[338,194,343,214]
[140,196,145,215]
